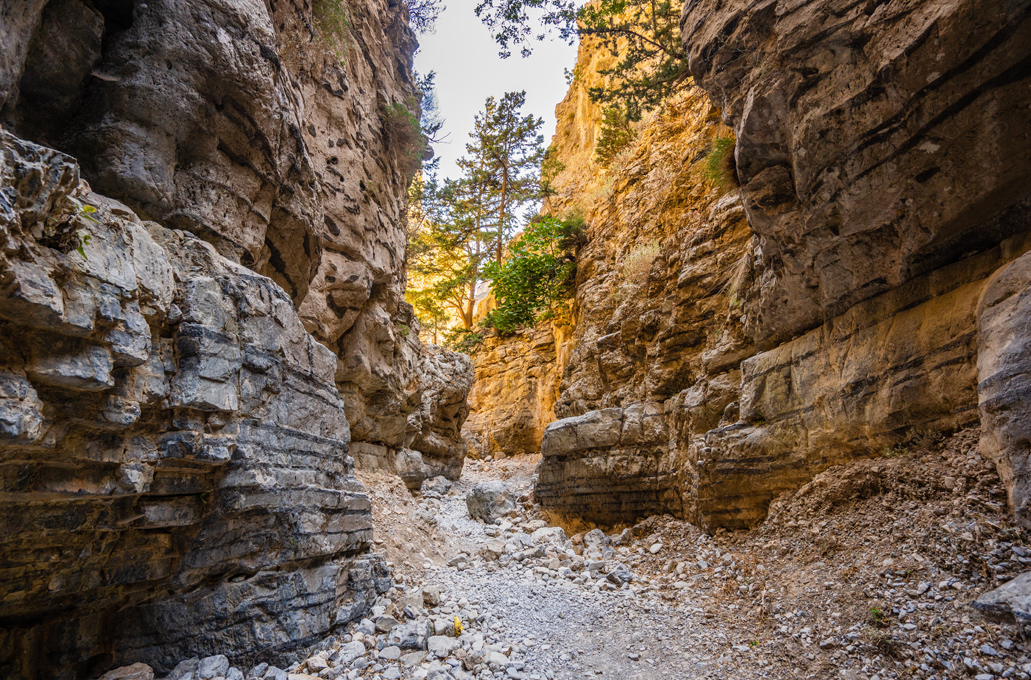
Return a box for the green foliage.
[75,231,91,260]
[475,0,690,120]
[481,213,583,335]
[703,136,738,193]
[415,71,447,146]
[383,101,425,174]
[314,0,350,38]
[594,105,635,167]
[468,91,546,266]
[881,444,910,459]
[446,328,484,353]
[397,323,411,337]
[406,92,546,335]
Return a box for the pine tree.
[474,0,689,120]
[406,92,546,335]
[475,91,546,266]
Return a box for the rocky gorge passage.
[121,431,1031,680]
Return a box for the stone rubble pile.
[99,445,1031,680]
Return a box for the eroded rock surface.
[0,131,390,678]
[536,404,681,524]
[465,0,1031,531]
[682,0,1031,344]
[978,250,1031,529]
[0,0,455,471]
[463,325,568,459]
[678,0,1031,528]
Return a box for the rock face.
[977,251,1031,528]
[463,325,570,459]
[0,0,471,677]
[525,63,755,521]
[537,405,680,523]
[0,0,455,470]
[459,1,1031,530]
[678,0,1031,528]
[409,346,475,479]
[0,132,390,679]
[681,0,1031,345]
[350,346,475,483]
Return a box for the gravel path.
[164,440,1031,680]
[406,459,735,680]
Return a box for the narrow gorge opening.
[1,1,1030,680]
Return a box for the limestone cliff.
[468,1,1031,535]
[0,131,390,679]
[0,0,470,473]
[681,0,1031,529]
[0,1,471,677]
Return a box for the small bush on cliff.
[314,0,350,37]
[383,75,444,175]
[620,240,660,288]
[704,135,739,193]
[595,105,636,167]
[384,102,422,148]
[481,213,583,335]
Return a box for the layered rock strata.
[0,0,465,473]
[680,0,1031,528]
[537,405,681,523]
[525,79,755,521]
[0,132,390,679]
[464,324,570,459]
[471,0,1031,530]
[0,0,473,677]
[681,0,1031,344]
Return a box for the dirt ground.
[355,429,1031,679]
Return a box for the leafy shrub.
[481,213,584,335]
[383,101,426,173]
[703,136,739,193]
[595,105,635,167]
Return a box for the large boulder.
[535,404,681,525]
[466,481,516,523]
[973,571,1031,624]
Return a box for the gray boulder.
[466,481,516,522]
[973,571,1031,624]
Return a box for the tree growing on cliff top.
[474,0,689,120]
[481,212,583,334]
[406,92,546,336]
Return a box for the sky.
[414,2,580,181]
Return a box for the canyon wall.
[463,323,570,459]
[0,0,470,677]
[468,0,1031,531]
[681,0,1031,528]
